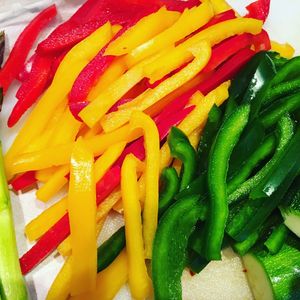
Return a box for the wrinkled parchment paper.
[1,0,299,299]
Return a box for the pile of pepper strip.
[1,0,299,299]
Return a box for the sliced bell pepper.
[68,140,97,296]
[168,127,197,191]
[20,166,121,275]
[0,5,57,94]
[79,54,159,128]
[106,7,180,56]
[36,165,69,202]
[271,41,295,59]
[252,29,271,51]
[37,0,162,55]
[5,22,113,179]
[144,18,262,82]
[129,112,160,258]
[205,104,250,260]
[101,41,211,133]
[121,2,214,65]
[10,171,36,191]
[208,0,231,14]
[121,154,151,299]
[245,0,271,22]
[35,167,58,183]
[8,54,53,127]
[71,250,128,300]
[199,9,236,31]
[202,33,253,73]
[46,257,72,300]
[87,58,127,101]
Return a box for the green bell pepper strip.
[233,211,282,256]
[228,114,294,204]
[271,56,300,86]
[224,52,268,119]
[152,195,203,300]
[205,104,251,260]
[168,127,197,192]
[158,167,180,216]
[228,125,300,242]
[264,78,300,105]
[267,51,288,70]
[197,104,222,173]
[261,93,300,128]
[187,249,208,274]
[227,134,276,194]
[264,223,288,255]
[97,226,125,272]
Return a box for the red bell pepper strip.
[246,0,270,22]
[252,29,271,51]
[17,54,36,82]
[198,48,256,95]
[8,55,53,127]
[37,0,161,55]
[19,106,193,274]
[203,33,253,73]
[20,165,121,275]
[0,5,57,94]
[158,0,199,12]
[10,171,36,191]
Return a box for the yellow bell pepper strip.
[144,18,263,83]
[25,196,67,241]
[106,7,180,56]
[121,154,151,300]
[88,58,127,101]
[178,81,230,135]
[70,250,128,300]
[58,216,107,257]
[189,126,204,150]
[35,166,58,182]
[206,0,231,14]
[46,257,72,300]
[68,139,97,296]
[271,41,295,59]
[36,165,70,202]
[23,100,67,153]
[48,105,81,146]
[129,111,160,258]
[8,125,141,175]
[124,2,214,66]
[5,22,113,179]
[101,41,211,133]
[82,123,102,139]
[79,54,159,129]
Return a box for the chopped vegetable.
[0,5,57,94]
[0,143,28,300]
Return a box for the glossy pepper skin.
[158,167,180,216]
[0,5,57,94]
[205,104,251,260]
[168,127,198,192]
[152,195,203,300]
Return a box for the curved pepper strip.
[101,41,211,133]
[205,104,251,260]
[121,2,214,65]
[144,18,262,82]
[159,167,180,216]
[129,112,160,258]
[168,127,197,191]
[245,0,270,22]
[8,54,53,127]
[152,195,203,300]
[121,154,151,300]
[0,5,57,94]
[68,139,97,295]
[5,23,113,179]
[271,41,295,59]
[106,7,180,56]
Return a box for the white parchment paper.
[1,0,300,299]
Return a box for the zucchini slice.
[243,239,300,300]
